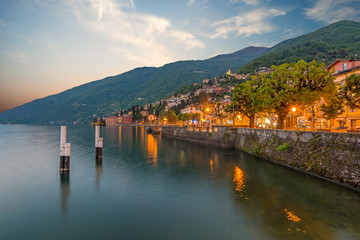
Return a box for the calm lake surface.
[0,125,359,240]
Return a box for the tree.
[320,96,344,123]
[189,113,201,123]
[154,104,165,118]
[227,77,265,128]
[213,103,229,125]
[177,113,188,122]
[321,73,360,128]
[259,60,335,129]
[339,73,360,109]
[147,101,154,115]
[160,109,177,123]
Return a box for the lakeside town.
[96,58,360,133]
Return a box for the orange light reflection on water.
[233,166,248,199]
[284,208,301,222]
[147,134,158,166]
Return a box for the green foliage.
[213,102,229,125]
[320,96,345,120]
[256,60,335,129]
[154,104,166,117]
[276,143,291,152]
[240,21,360,74]
[227,77,265,127]
[160,109,177,123]
[339,73,360,109]
[320,73,360,120]
[177,113,201,122]
[170,100,187,115]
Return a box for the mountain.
[0,46,268,125]
[240,20,360,73]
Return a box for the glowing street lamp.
[290,107,296,129]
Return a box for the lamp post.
[206,107,211,131]
[290,107,296,129]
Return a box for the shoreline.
[158,125,360,192]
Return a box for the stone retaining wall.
[160,125,360,190]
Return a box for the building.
[106,116,120,126]
[119,114,133,124]
[256,66,273,75]
[106,114,134,125]
[140,110,148,117]
[328,59,360,74]
[223,95,231,102]
[203,79,210,84]
[181,105,202,115]
[327,59,360,129]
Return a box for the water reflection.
[95,159,103,190]
[146,133,158,166]
[60,173,70,215]
[284,208,301,223]
[52,126,360,239]
[233,166,247,199]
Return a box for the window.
[351,119,356,128]
[343,63,347,70]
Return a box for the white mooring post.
[60,126,71,171]
[95,125,103,159]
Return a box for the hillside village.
[99,59,360,132]
[101,70,249,126]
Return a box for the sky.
[1,0,360,112]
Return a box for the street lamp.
[205,107,212,130]
[290,107,296,129]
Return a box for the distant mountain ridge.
[240,20,360,73]
[0,46,267,125]
[3,20,359,125]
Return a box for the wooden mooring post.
[60,126,71,172]
[95,125,103,159]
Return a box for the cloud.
[187,0,196,6]
[7,49,31,61]
[70,0,204,66]
[229,0,259,5]
[169,30,204,50]
[211,8,286,39]
[304,0,360,23]
[20,34,37,45]
[186,0,208,8]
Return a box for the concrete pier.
[60,126,71,172]
[95,125,103,159]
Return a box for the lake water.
[0,125,359,240]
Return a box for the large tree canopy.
[256,60,335,129]
[228,77,265,128]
